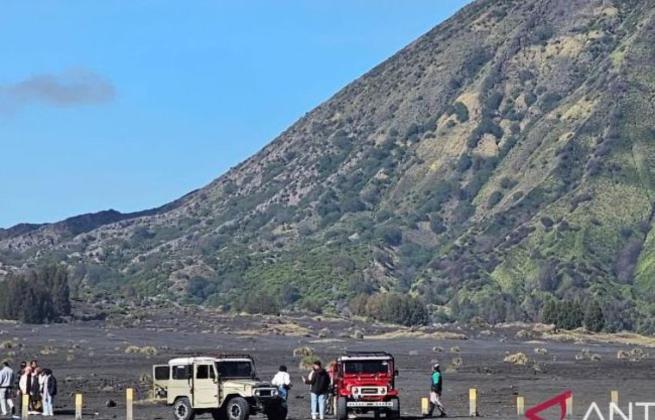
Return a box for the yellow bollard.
[126,388,134,420]
[75,393,83,420]
[469,388,478,417]
[516,396,525,416]
[611,390,619,405]
[21,394,29,420]
[566,394,573,418]
[421,397,430,415]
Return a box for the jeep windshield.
[344,360,390,375]
[215,360,255,379]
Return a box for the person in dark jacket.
[29,367,41,414]
[41,369,57,417]
[303,361,330,420]
[426,363,446,417]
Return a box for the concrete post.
[516,396,525,416]
[75,393,83,420]
[421,397,430,415]
[126,388,134,420]
[21,394,29,420]
[469,388,478,417]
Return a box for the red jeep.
[333,352,400,420]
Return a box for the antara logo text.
[525,391,655,420]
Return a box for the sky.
[0,0,471,228]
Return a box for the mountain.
[2,0,655,330]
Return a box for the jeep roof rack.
[339,351,394,360]
[214,353,254,360]
[344,351,393,357]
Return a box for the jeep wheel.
[336,397,347,420]
[173,397,195,420]
[225,397,250,420]
[388,398,400,419]
[264,401,284,420]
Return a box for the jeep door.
[194,363,220,408]
[152,364,170,402]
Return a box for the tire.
[336,397,348,420]
[329,395,337,416]
[388,398,400,419]
[173,397,195,420]
[225,397,250,420]
[264,401,284,420]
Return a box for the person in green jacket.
[427,363,446,417]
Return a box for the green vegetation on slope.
[2,0,655,330]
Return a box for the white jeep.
[153,354,282,420]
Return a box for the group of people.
[271,361,332,420]
[0,360,58,417]
[270,361,447,420]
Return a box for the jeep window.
[172,365,192,380]
[216,361,254,378]
[154,366,170,380]
[344,360,390,375]
[196,364,211,379]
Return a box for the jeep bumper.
[347,401,395,408]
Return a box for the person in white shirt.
[271,365,291,420]
[0,362,15,416]
[271,365,291,390]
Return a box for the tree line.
[542,299,605,332]
[349,292,429,326]
[0,265,71,324]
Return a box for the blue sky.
[0,0,471,228]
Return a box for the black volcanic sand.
[1,315,654,420]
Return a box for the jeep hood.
[342,374,392,387]
[225,379,273,387]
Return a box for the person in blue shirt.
[427,363,446,417]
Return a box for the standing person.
[0,361,15,416]
[29,367,42,414]
[302,361,330,420]
[426,363,447,418]
[18,366,31,414]
[15,360,26,414]
[325,361,337,416]
[271,365,291,420]
[41,369,56,417]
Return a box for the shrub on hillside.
[279,284,302,306]
[540,92,563,112]
[430,214,447,234]
[484,91,504,115]
[448,102,470,122]
[187,276,218,302]
[240,291,280,315]
[376,225,402,246]
[487,191,503,208]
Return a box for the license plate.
[347,401,394,408]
